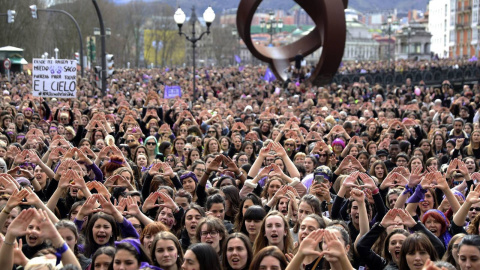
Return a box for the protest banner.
[32,58,77,98]
[164,85,182,99]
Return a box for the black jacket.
[356,221,446,270]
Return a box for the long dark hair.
[84,213,119,257]
[150,231,184,269]
[240,205,267,238]
[188,243,222,270]
[383,229,410,263]
[457,235,480,257]
[399,232,439,270]
[91,246,115,270]
[222,233,253,270]
[108,241,152,270]
[234,193,262,232]
[221,185,241,220]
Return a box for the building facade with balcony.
[449,0,480,58]
[396,23,432,60]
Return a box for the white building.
[428,0,451,58]
[302,9,379,63]
[343,19,380,61]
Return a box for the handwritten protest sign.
[164,85,182,99]
[32,59,77,98]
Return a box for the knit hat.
[180,171,198,183]
[331,138,345,149]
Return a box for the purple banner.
[164,85,182,99]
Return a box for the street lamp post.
[54,48,59,59]
[405,26,415,60]
[174,6,215,102]
[92,0,107,96]
[387,16,392,67]
[232,28,242,65]
[260,11,283,46]
[407,27,411,59]
[29,5,84,77]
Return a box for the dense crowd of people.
[0,61,479,270]
[337,58,480,74]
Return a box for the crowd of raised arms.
[0,61,479,270]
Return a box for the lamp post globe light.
[174,8,186,27]
[260,11,283,46]
[174,6,215,102]
[54,48,59,59]
[381,15,393,65]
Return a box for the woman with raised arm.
[0,209,81,269]
[356,208,446,270]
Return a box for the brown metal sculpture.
[237,0,348,85]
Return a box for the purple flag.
[164,85,182,99]
[165,67,170,72]
[235,55,241,64]
[264,67,276,82]
[239,66,244,72]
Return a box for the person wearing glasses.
[144,136,159,165]
[240,141,256,165]
[194,216,228,260]
[206,127,220,140]
[283,138,302,161]
[30,113,41,125]
[182,143,193,162]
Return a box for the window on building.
[414,43,422,53]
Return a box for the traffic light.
[88,36,96,63]
[7,10,15,23]
[106,54,114,77]
[30,5,37,19]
